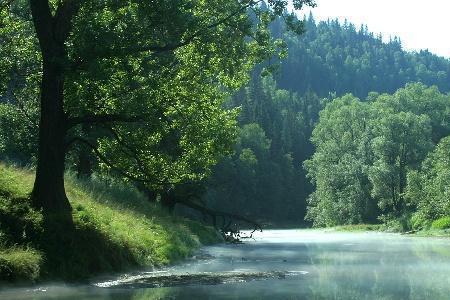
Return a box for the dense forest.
[0,0,320,282]
[1,2,450,234]
[279,14,450,97]
[204,15,450,226]
[306,84,449,229]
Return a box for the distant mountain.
[274,14,450,98]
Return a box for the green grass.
[0,163,220,283]
[331,224,383,232]
[0,248,42,282]
[408,217,450,238]
[411,229,450,238]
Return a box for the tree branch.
[103,125,151,177]
[176,197,262,233]
[30,0,54,56]
[67,113,146,128]
[67,136,152,183]
[54,0,83,43]
[0,0,15,11]
[30,0,81,59]
[68,136,175,186]
[72,0,263,68]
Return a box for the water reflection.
[2,230,450,299]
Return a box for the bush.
[0,248,42,283]
[333,224,382,232]
[431,217,450,230]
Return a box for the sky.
[293,0,450,58]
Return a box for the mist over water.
[3,230,450,299]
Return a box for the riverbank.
[0,163,220,284]
[325,224,450,239]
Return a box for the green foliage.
[305,83,450,227]
[203,16,450,226]
[63,0,314,189]
[332,224,382,232]
[3,2,448,229]
[407,137,450,226]
[204,75,324,223]
[369,111,433,214]
[0,1,39,165]
[0,104,37,164]
[305,94,375,227]
[431,217,450,230]
[0,163,219,282]
[1,0,318,208]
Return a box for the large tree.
[1,0,316,225]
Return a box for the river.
[2,229,450,299]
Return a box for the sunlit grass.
[0,163,219,282]
[331,224,383,232]
[0,247,42,282]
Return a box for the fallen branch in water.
[175,198,262,243]
[401,229,418,235]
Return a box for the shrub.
[0,248,42,283]
[431,216,450,230]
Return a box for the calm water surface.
[2,230,450,299]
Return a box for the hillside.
[0,163,219,283]
[277,14,450,98]
[203,16,450,225]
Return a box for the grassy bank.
[0,163,220,284]
[326,221,450,238]
[329,224,383,232]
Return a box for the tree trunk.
[144,188,158,203]
[31,58,72,225]
[76,124,94,178]
[161,190,176,213]
[29,0,80,227]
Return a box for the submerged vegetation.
[0,163,219,283]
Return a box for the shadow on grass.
[39,218,138,281]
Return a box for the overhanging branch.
[67,113,146,128]
[176,197,262,233]
[68,136,152,183]
[67,136,176,186]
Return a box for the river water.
[2,229,450,299]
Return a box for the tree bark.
[31,58,72,224]
[145,188,158,203]
[76,124,94,178]
[29,0,76,226]
[161,190,176,213]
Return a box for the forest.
[203,15,450,227]
[0,0,450,290]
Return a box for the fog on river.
[2,230,450,299]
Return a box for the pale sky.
[294,0,450,58]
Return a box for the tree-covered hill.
[277,14,450,98]
[204,15,450,225]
